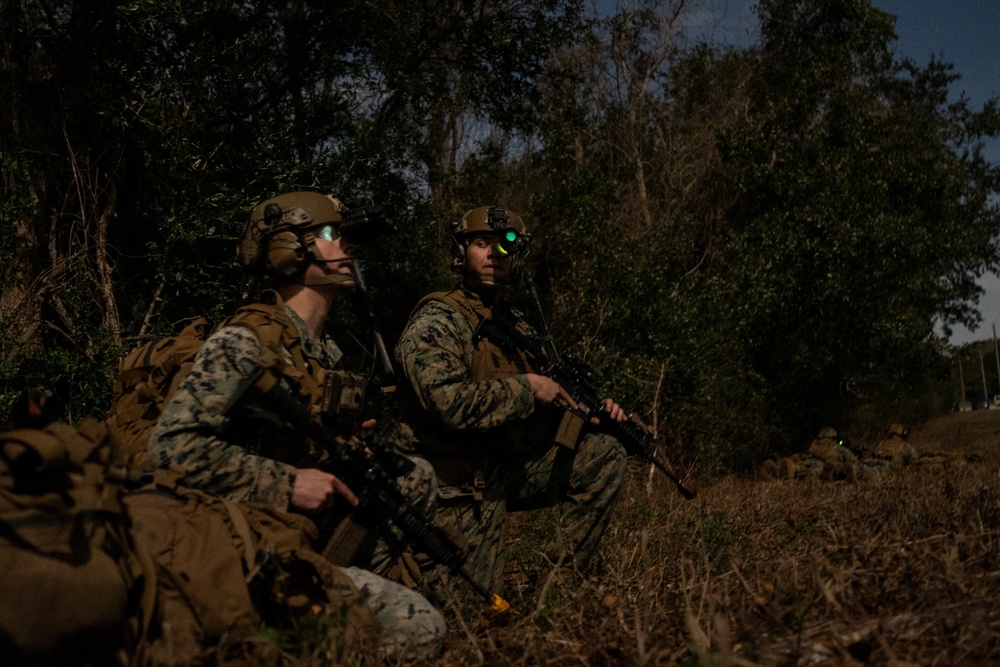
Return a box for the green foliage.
[3,0,1000,474]
[0,314,120,425]
[710,0,1000,448]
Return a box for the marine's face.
[464,234,512,288]
[307,228,356,285]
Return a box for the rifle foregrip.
[395,508,463,569]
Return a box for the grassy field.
[433,410,1000,666]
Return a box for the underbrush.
[432,411,1000,666]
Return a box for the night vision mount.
[338,198,397,245]
[486,206,531,256]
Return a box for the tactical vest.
[425,288,537,381]
[398,289,576,488]
[107,291,365,471]
[213,295,366,467]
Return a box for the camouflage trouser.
[426,432,626,600]
[314,456,444,659]
[858,457,895,480]
[340,566,445,661]
[393,455,438,516]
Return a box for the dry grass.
[434,410,1000,666]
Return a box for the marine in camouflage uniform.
[874,422,918,466]
[806,427,858,481]
[852,422,916,480]
[758,427,857,481]
[395,205,627,599]
[149,191,444,660]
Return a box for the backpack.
[106,317,212,470]
[125,471,376,666]
[105,293,353,472]
[0,418,146,667]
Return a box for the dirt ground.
[907,407,1000,456]
[459,409,1000,666]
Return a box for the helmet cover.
[449,206,532,278]
[237,191,345,279]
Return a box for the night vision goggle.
[298,198,396,245]
[486,207,529,256]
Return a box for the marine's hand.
[599,398,627,425]
[526,373,577,410]
[357,419,378,456]
[291,468,360,512]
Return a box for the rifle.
[349,257,397,392]
[477,278,696,500]
[248,374,509,613]
[329,200,510,608]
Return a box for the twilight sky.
[871,0,1000,345]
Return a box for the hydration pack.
[105,317,213,470]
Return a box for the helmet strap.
[265,231,355,288]
[301,273,355,287]
[303,232,357,287]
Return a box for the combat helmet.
[449,205,532,282]
[237,191,349,286]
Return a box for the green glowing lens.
[314,224,338,241]
[496,229,518,255]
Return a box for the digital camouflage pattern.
[398,299,536,437]
[148,304,445,659]
[758,426,921,483]
[759,427,858,481]
[396,294,626,597]
[424,431,625,597]
[341,566,444,661]
[149,323,299,509]
[806,428,858,480]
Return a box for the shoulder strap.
[219,290,296,370]
[112,317,210,398]
[412,289,492,330]
[217,292,349,423]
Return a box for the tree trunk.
[0,0,45,364]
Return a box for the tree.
[4,0,999,469]
[715,0,1000,446]
[0,0,589,418]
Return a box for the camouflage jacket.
[148,306,346,511]
[395,289,539,454]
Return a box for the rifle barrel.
[595,409,696,500]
